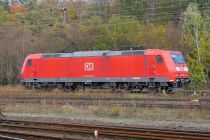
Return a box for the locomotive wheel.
[111,87,116,92]
[137,86,144,93]
[43,86,54,92]
[71,85,78,92]
[111,87,123,93]
[24,83,33,89]
[130,87,144,93]
[32,83,42,90]
[148,87,160,94]
[63,86,73,92]
[166,87,173,94]
[63,84,78,92]
[161,87,173,94]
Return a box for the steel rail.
[0,134,25,140]
[2,96,210,101]
[0,130,76,140]
[0,119,210,140]
[0,89,209,94]
[2,96,210,102]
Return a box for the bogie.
[23,81,175,94]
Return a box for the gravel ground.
[1,87,210,133]
[4,113,210,132]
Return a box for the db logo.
[85,63,94,71]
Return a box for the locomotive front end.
[170,53,191,87]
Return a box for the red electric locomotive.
[21,49,190,92]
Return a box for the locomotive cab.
[21,54,41,88]
[170,53,190,86]
[146,49,190,91]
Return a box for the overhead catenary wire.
[0,6,209,30]
[0,0,209,39]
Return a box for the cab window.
[156,55,163,63]
[171,54,185,64]
[27,59,32,66]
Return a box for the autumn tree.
[0,5,9,21]
[183,3,208,86]
[119,0,148,20]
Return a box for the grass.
[1,86,210,129]
[0,86,209,99]
[3,103,210,123]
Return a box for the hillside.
[0,0,209,87]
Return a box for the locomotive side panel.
[69,55,147,79]
[106,56,146,78]
[38,58,69,78]
[36,56,108,79]
[71,56,106,78]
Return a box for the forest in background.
[0,0,209,88]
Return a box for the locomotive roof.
[42,50,145,58]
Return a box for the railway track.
[0,89,209,94]
[1,96,210,109]
[0,119,209,140]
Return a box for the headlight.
[176,67,181,71]
[184,67,189,72]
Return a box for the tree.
[0,5,9,21]
[119,0,148,20]
[93,15,140,50]
[183,3,207,85]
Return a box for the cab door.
[147,55,156,77]
[30,59,38,79]
[155,55,166,77]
